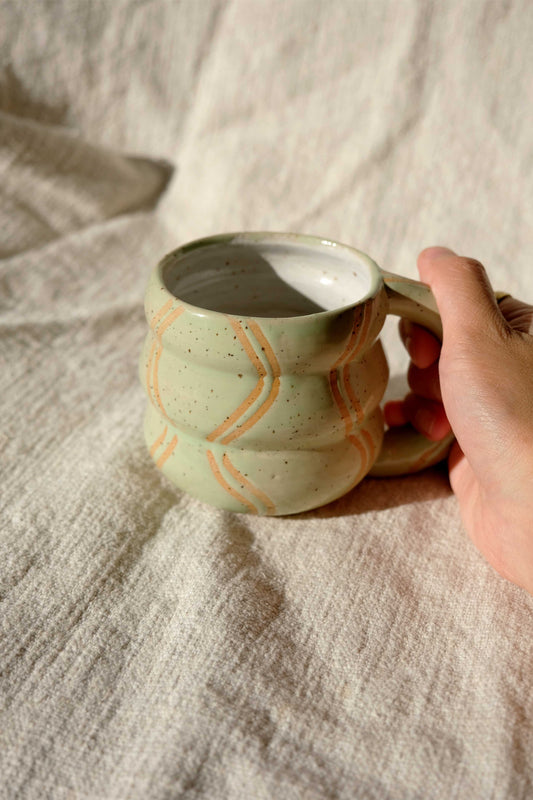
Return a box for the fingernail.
[423,246,456,258]
[414,407,435,436]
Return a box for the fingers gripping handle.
[369,272,454,477]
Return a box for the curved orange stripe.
[350,301,372,360]
[361,428,376,466]
[221,377,280,445]
[228,318,266,377]
[207,450,258,513]
[206,318,267,442]
[328,304,375,488]
[150,425,168,456]
[411,439,446,472]
[145,338,158,405]
[150,299,174,331]
[206,377,265,442]
[219,320,281,443]
[332,310,363,369]
[156,305,185,337]
[152,306,185,417]
[246,320,281,376]
[145,300,173,406]
[222,453,276,515]
[152,344,168,416]
[156,435,178,468]
[342,363,364,424]
[329,369,353,437]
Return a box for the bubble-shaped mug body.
[139,233,452,515]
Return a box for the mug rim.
[154,231,383,322]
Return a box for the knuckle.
[461,257,487,280]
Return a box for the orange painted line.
[228,318,267,377]
[222,453,276,515]
[224,320,283,445]
[342,363,364,424]
[155,305,185,339]
[332,310,362,369]
[206,317,268,442]
[145,300,173,406]
[207,449,258,514]
[329,369,353,437]
[361,428,375,467]
[152,344,167,416]
[246,319,281,376]
[150,425,168,456]
[221,377,280,444]
[146,302,182,411]
[349,301,372,360]
[150,299,174,331]
[212,312,282,447]
[411,439,446,472]
[328,304,376,489]
[156,434,178,468]
[206,377,265,442]
[152,306,185,417]
[145,337,158,405]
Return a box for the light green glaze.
[139,232,452,515]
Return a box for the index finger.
[399,319,441,368]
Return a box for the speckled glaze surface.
[139,233,452,515]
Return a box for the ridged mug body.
[140,237,390,515]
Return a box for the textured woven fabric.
[1,1,533,798]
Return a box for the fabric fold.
[0,110,174,258]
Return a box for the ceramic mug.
[139,232,453,515]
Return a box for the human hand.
[384,247,533,594]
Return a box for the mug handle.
[369,270,454,477]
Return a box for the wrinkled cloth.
[1,1,533,798]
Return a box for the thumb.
[416,246,514,486]
[417,247,507,350]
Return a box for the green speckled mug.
[139,232,453,515]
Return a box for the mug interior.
[161,234,378,318]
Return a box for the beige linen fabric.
[1,1,533,798]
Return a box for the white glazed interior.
[162,235,378,318]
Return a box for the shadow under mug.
[139,232,453,515]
